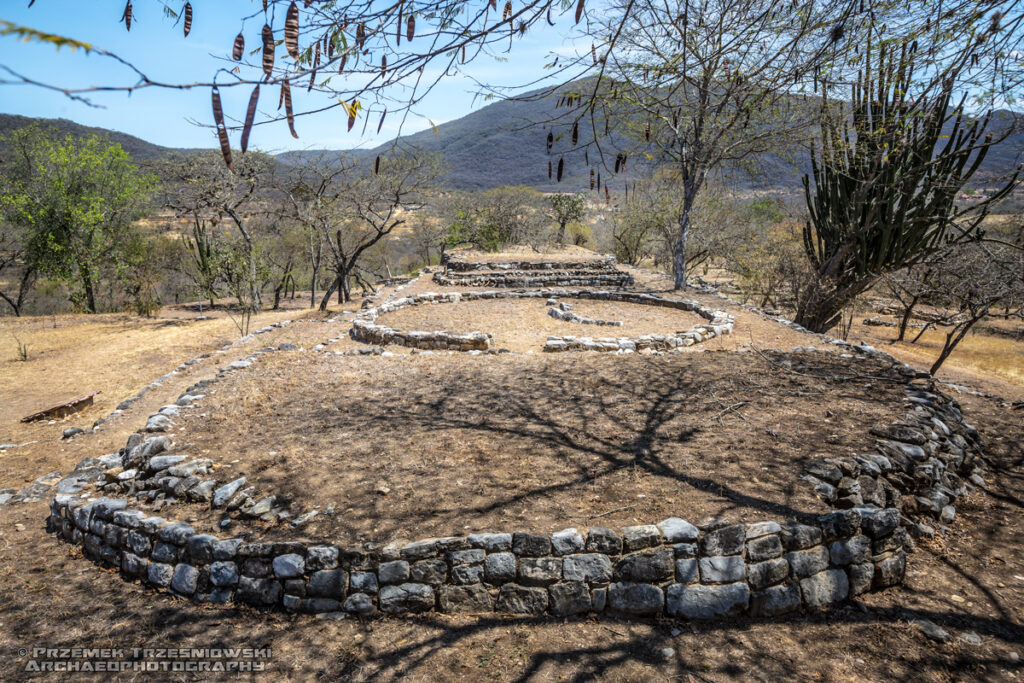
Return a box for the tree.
[797,34,1021,333]
[163,151,274,313]
[444,186,547,251]
[925,243,1024,374]
[0,125,154,313]
[0,223,37,316]
[283,149,443,309]
[548,193,586,244]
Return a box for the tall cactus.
[795,38,1020,333]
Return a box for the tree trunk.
[930,316,981,375]
[319,275,340,311]
[310,265,319,308]
[80,263,97,313]
[896,294,921,342]
[672,214,689,291]
[556,221,567,244]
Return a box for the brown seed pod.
[614,154,620,173]
[347,103,356,132]
[121,1,132,31]
[339,52,347,72]
[309,41,320,91]
[547,161,552,179]
[374,155,380,174]
[461,45,466,63]
[282,80,298,138]
[575,0,585,24]
[211,86,233,171]
[604,186,610,204]
[489,0,497,10]
[285,1,300,60]
[571,121,578,147]
[596,171,600,189]
[644,120,650,141]
[183,3,192,36]
[356,23,365,50]
[585,149,589,165]
[546,131,553,153]
[407,15,415,41]
[278,80,285,109]
[381,55,387,77]
[233,32,245,61]
[377,109,387,134]
[241,84,260,153]
[556,157,563,182]
[262,24,275,77]
[589,168,594,190]
[503,1,512,21]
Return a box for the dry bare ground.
[0,260,1022,681]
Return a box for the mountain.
[4,95,1022,192]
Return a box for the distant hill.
[0,113,183,166]
[4,94,1022,192]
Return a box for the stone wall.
[441,254,620,273]
[48,496,907,619]
[433,271,635,288]
[350,289,733,353]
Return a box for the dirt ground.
[0,252,1022,681]
[0,389,1021,682]
[379,298,710,351]
[168,350,905,542]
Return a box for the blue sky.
[0,1,578,153]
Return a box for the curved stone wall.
[349,289,734,353]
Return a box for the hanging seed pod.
[262,0,267,11]
[585,149,589,165]
[282,80,298,138]
[644,121,650,141]
[278,80,286,109]
[557,157,563,182]
[589,168,594,190]
[547,161,552,179]
[183,3,193,36]
[211,86,233,171]
[396,3,402,45]
[571,121,578,147]
[361,109,370,135]
[233,32,245,61]
[241,84,260,153]
[503,1,512,21]
[546,7,554,25]
[604,186,610,204]
[339,51,347,72]
[356,23,366,50]
[262,24,275,77]
[407,15,415,41]
[596,171,601,189]
[620,154,627,172]
[614,154,620,173]
[377,109,386,134]
[381,55,387,77]
[121,1,133,31]
[285,2,300,60]
[308,41,320,91]
[374,155,380,174]
[575,0,585,23]
[347,104,356,132]
[461,45,466,63]
[489,0,497,10]
[327,32,335,58]
[546,131,553,153]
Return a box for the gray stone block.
[171,564,199,595]
[818,510,861,541]
[787,546,829,579]
[468,533,512,552]
[549,582,592,616]
[675,559,698,584]
[829,535,871,566]
[861,508,900,538]
[485,552,516,583]
[350,571,379,593]
[496,584,549,614]
[780,522,822,550]
[513,532,551,557]
[746,535,783,562]
[607,582,664,615]
[210,561,239,587]
[379,583,435,614]
[666,582,750,619]
[699,556,746,584]
[673,543,698,559]
[562,554,613,584]
[700,524,745,556]
[306,545,339,571]
[439,584,493,613]
[411,559,447,585]
[747,558,789,590]
[873,551,906,588]
[344,592,377,616]
[848,563,874,595]
[379,560,411,585]
[400,540,438,561]
[614,547,674,582]
[745,521,781,539]
[800,569,849,609]
[586,527,622,554]
[518,557,562,586]
[657,517,699,543]
[452,564,485,585]
[622,525,662,552]
[308,569,347,598]
[273,553,305,578]
[237,577,282,606]
[551,528,585,555]
[446,549,485,565]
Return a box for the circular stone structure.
[44,321,983,622]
